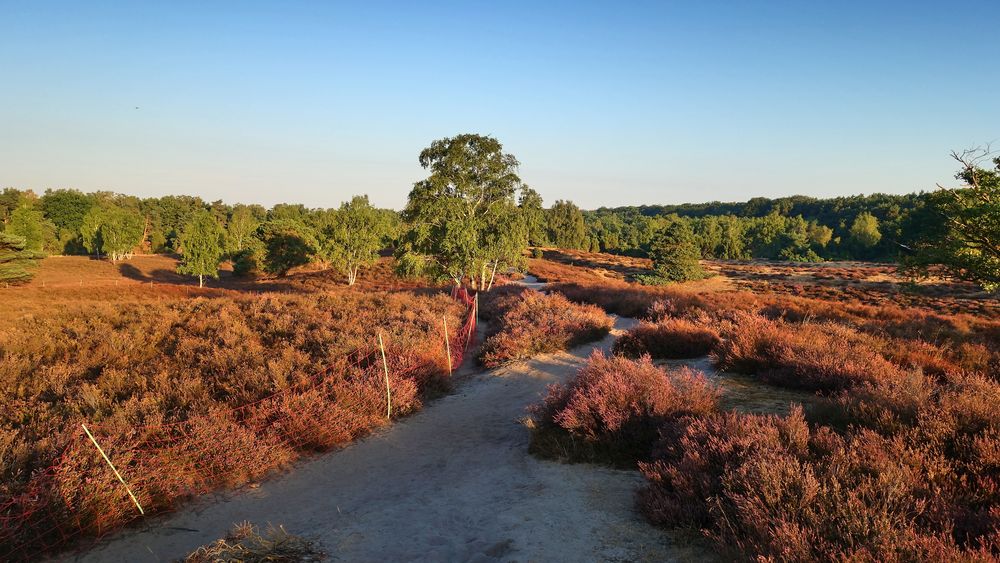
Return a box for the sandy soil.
[71,290,710,562]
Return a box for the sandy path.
[73,289,709,562]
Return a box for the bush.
[613,318,720,359]
[638,406,1000,561]
[528,351,718,466]
[478,287,613,367]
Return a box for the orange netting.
[0,290,478,561]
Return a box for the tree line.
[1,136,997,291]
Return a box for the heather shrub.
[478,288,613,367]
[638,407,1000,561]
[0,287,469,558]
[529,351,718,466]
[612,318,720,359]
[712,312,909,392]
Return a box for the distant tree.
[400,133,528,289]
[647,218,705,282]
[80,205,145,261]
[807,221,834,248]
[518,187,548,246]
[40,189,93,238]
[320,195,390,286]
[225,205,261,256]
[0,233,43,285]
[547,200,587,250]
[0,188,32,226]
[849,212,882,248]
[259,219,316,276]
[177,209,225,287]
[6,206,51,253]
[903,149,1000,290]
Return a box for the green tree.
[903,149,1000,290]
[400,133,528,289]
[80,205,144,261]
[225,205,261,256]
[0,233,43,285]
[647,218,705,283]
[518,187,548,246]
[6,206,53,253]
[177,209,225,287]
[320,195,390,286]
[40,189,93,248]
[849,212,882,248]
[547,200,587,250]
[259,219,316,276]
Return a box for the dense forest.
[1,188,915,266]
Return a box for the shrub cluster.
[478,287,613,368]
[612,318,719,359]
[528,352,718,466]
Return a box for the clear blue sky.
[2,1,998,210]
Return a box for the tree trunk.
[486,260,499,291]
[199,274,203,288]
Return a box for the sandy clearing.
[71,286,711,563]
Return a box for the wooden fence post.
[378,332,391,419]
[81,424,145,515]
[443,316,452,375]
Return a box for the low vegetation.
[182,522,324,563]
[612,318,719,359]
[478,286,613,368]
[0,275,468,558]
[527,352,717,466]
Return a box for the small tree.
[7,206,53,253]
[647,218,705,283]
[80,205,144,261]
[177,209,225,287]
[0,233,43,285]
[320,195,389,286]
[225,205,260,256]
[547,200,587,250]
[259,220,316,276]
[849,212,881,248]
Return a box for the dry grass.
[182,521,324,562]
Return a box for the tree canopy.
[320,195,391,285]
[903,149,1000,291]
[177,209,225,287]
[400,133,528,289]
[0,233,43,285]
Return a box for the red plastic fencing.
[0,291,478,561]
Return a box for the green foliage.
[79,204,145,261]
[401,133,528,289]
[40,189,93,237]
[647,218,706,283]
[258,219,316,276]
[225,205,260,256]
[6,206,54,254]
[519,187,549,246]
[849,211,882,248]
[177,209,225,287]
[319,195,390,285]
[0,232,43,285]
[0,188,32,226]
[547,200,588,250]
[903,150,1000,291]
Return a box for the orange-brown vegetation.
[612,318,720,360]
[477,285,613,368]
[0,256,467,559]
[525,252,1000,560]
